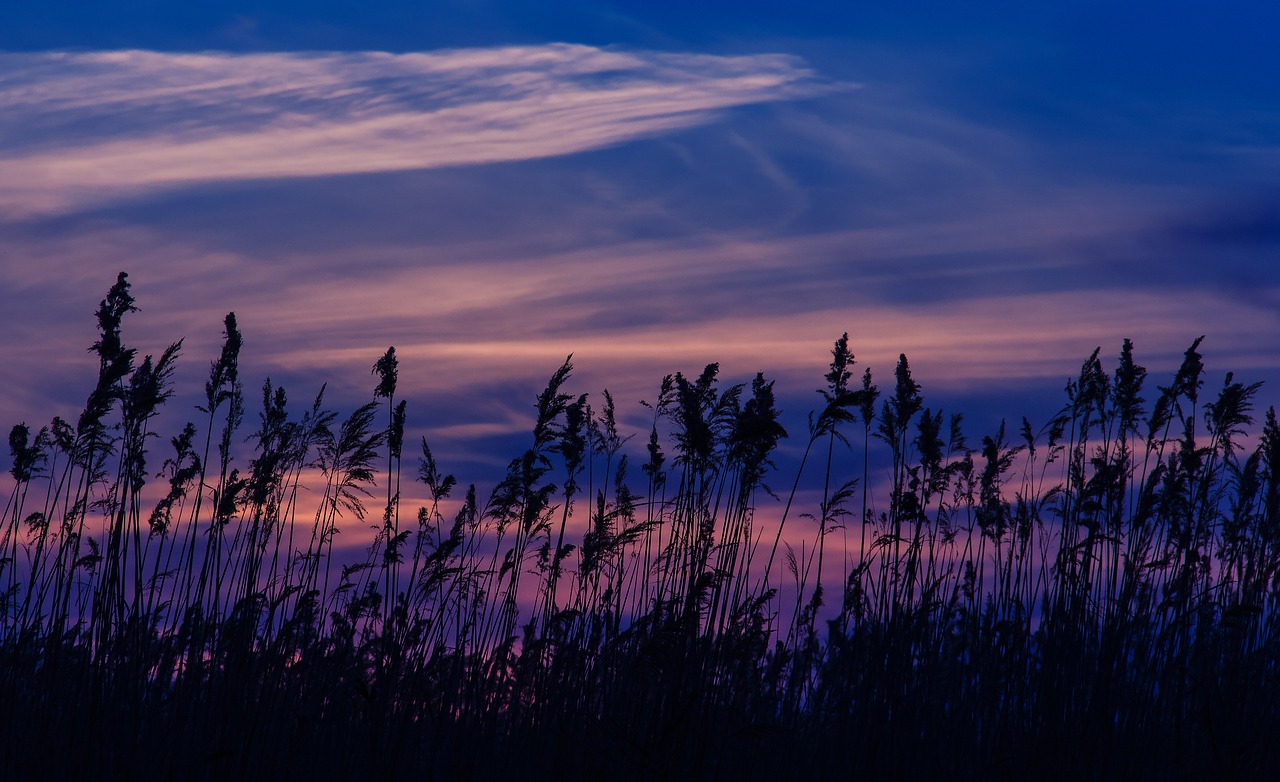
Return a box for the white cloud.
[0,45,828,216]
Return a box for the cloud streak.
[3,40,1279,472]
[0,46,827,216]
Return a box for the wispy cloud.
[4,213,1272,439]
[0,46,827,216]
[3,41,1278,464]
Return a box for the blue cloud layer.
[1,36,1279,474]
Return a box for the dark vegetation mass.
[2,273,1279,779]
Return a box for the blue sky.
[2,2,1279,482]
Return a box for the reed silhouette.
[1,274,1278,779]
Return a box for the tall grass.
[1,273,1278,779]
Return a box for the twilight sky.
[3,2,1280,483]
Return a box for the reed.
[1,274,1278,779]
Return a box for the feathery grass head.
[417,437,456,503]
[372,346,398,400]
[876,353,922,447]
[858,367,878,429]
[1113,338,1147,436]
[7,423,43,483]
[1206,372,1263,457]
[816,333,858,436]
[892,354,922,426]
[732,372,787,494]
[89,271,137,369]
[1172,335,1206,405]
[203,312,242,412]
[824,333,853,399]
[390,400,407,461]
[532,355,574,449]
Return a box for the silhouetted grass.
[2,274,1279,779]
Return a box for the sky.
[3,2,1280,489]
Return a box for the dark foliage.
[2,276,1279,779]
